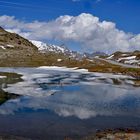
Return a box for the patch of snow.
[121,54,128,56]
[117,56,136,62]
[94,56,99,58]
[30,40,49,51]
[0,76,6,78]
[30,40,65,53]
[124,59,140,64]
[57,59,62,62]
[0,44,14,49]
[0,45,5,50]
[107,54,114,59]
[7,44,14,48]
[37,66,89,73]
[87,59,94,62]
[125,80,135,85]
[52,45,65,53]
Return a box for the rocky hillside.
[0,26,109,66]
[107,51,140,66]
[0,27,37,51]
[0,26,40,66]
[0,27,77,66]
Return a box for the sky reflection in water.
[0,67,139,120]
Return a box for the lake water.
[0,67,140,140]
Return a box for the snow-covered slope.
[30,40,65,53]
[107,51,140,66]
[30,40,79,58]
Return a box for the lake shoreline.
[1,128,140,140]
[82,128,140,140]
[0,63,140,80]
[0,53,140,79]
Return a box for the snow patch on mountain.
[107,55,114,59]
[117,56,136,62]
[30,40,81,59]
[0,44,15,50]
[107,52,140,66]
[31,40,67,53]
[0,45,5,50]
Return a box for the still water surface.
[0,67,140,140]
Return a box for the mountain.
[1,26,139,68]
[0,27,37,51]
[107,51,140,66]
[31,40,67,53]
[30,40,81,59]
[83,52,107,59]
[0,27,83,66]
[0,26,43,66]
[0,26,105,61]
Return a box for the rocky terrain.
[0,27,83,67]
[0,26,38,66]
[0,27,37,51]
[81,129,140,140]
[106,51,140,66]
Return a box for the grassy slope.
[0,51,139,79]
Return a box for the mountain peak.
[0,26,4,30]
[31,40,69,53]
[30,40,82,59]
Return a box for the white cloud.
[0,13,140,53]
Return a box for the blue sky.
[0,0,140,53]
[0,0,140,33]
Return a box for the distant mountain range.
[0,26,107,59]
[30,40,108,59]
[30,40,80,58]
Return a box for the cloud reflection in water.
[0,67,139,119]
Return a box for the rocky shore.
[82,129,140,140]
